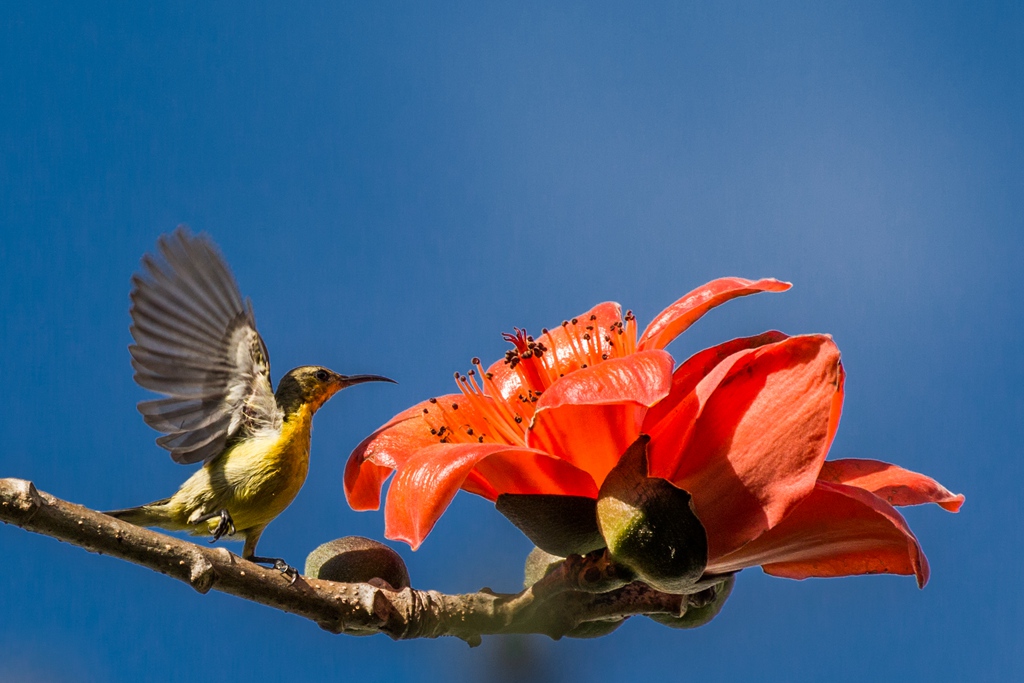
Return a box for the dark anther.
[542,328,549,334]
[430,429,437,435]
[472,357,481,365]
[429,397,438,404]
[514,415,523,423]
[583,333,591,340]
[602,354,608,360]
[571,318,578,324]
[467,428,474,435]
[581,364,588,368]
[451,403,459,410]
[486,372,493,379]
[423,408,429,414]
[477,436,484,443]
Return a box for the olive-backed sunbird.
[106,228,393,576]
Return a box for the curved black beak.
[338,374,397,388]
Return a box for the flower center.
[420,310,640,448]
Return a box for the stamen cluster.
[415,311,639,449]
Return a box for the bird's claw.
[209,509,235,542]
[191,508,235,543]
[248,555,299,584]
[275,559,299,585]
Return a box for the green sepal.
[522,546,566,589]
[596,434,709,594]
[565,618,628,639]
[647,575,735,629]
[305,536,411,589]
[496,493,605,557]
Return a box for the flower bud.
[596,435,708,594]
[305,536,410,589]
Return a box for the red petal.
[486,302,625,401]
[644,331,790,479]
[344,393,497,510]
[637,278,792,351]
[527,350,675,486]
[344,454,393,511]
[383,443,597,549]
[708,481,930,588]
[819,459,964,512]
[669,335,844,558]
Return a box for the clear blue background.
[1,2,1018,680]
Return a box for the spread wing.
[129,227,283,464]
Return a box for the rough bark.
[0,477,711,644]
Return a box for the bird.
[106,227,394,578]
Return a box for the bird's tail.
[104,498,174,528]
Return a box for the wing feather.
[130,227,282,464]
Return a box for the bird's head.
[276,366,395,416]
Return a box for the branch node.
[0,478,43,524]
[187,551,217,594]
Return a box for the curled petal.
[819,459,964,512]
[670,335,844,558]
[345,454,394,511]
[637,278,792,351]
[708,481,930,588]
[384,443,597,549]
[645,331,789,479]
[344,393,497,511]
[486,302,625,401]
[528,350,675,486]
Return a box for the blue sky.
[1,2,1020,680]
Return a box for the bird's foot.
[248,555,299,584]
[191,509,235,542]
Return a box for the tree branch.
[1,477,710,643]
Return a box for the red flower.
[346,278,962,586]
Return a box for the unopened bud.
[305,536,410,589]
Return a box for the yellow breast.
[172,405,315,533]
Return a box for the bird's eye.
[315,369,329,382]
